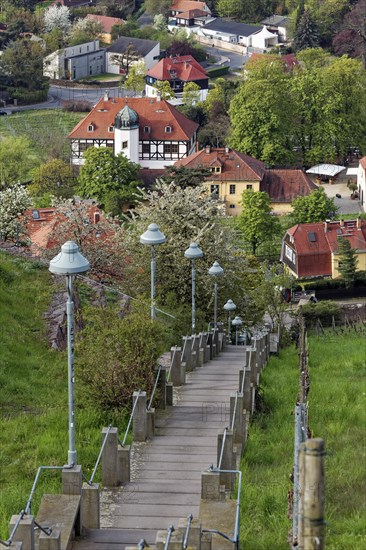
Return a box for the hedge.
[206,66,229,78]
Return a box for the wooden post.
[303,438,325,550]
[298,441,306,549]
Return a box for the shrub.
[10,88,48,105]
[300,300,341,326]
[206,66,230,78]
[75,304,166,413]
[62,100,92,112]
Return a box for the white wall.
[357,161,366,211]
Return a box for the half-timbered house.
[68,94,199,168]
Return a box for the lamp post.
[140,223,166,320]
[223,299,236,342]
[208,261,224,327]
[232,315,243,346]
[184,242,203,332]
[49,241,89,466]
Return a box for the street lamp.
[184,242,203,332]
[208,261,224,327]
[232,316,243,346]
[49,241,89,466]
[140,223,166,320]
[223,299,236,341]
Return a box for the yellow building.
[175,147,317,215]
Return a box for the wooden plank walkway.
[72,345,245,549]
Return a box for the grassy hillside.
[0,109,85,169]
[240,329,366,549]
[0,252,120,539]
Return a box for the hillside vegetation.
[240,328,366,549]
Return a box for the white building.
[43,40,105,80]
[106,36,160,75]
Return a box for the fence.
[290,316,326,550]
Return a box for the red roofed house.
[85,14,124,44]
[169,0,211,17]
[357,156,366,211]
[281,219,366,279]
[146,55,209,101]
[68,94,199,168]
[175,146,316,215]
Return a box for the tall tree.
[333,0,366,69]
[0,137,37,186]
[29,159,75,202]
[336,237,358,288]
[43,5,71,34]
[0,38,46,90]
[0,184,32,242]
[291,187,338,224]
[144,0,171,16]
[124,61,146,95]
[162,166,212,188]
[236,189,281,255]
[293,9,320,52]
[229,56,295,166]
[78,148,142,216]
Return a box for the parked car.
[0,110,10,115]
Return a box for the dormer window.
[169,69,177,78]
[108,125,114,132]
[144,126,151,133]
[87,124,94,132]
[165,126,172,133]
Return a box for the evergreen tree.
[293,10,320,52]
[337,237,357,288]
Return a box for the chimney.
[205,145,211,154]
[324,221,328,233]
[156,91,161,102]
[94,212,100,223]
[340,219,344,227]
[104,90,109,102]
[225,146,229,154]
[357,217,362,230]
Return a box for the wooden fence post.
[303,438,325,550]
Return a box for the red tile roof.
[174,8,209,18]
[85,14,125,33]
[146,56,207,82]
[284,219,366,277]
[249,52,299,72]
[261,169,317,202]
[175,147,266,181]
[171,0,210,13]
[68,97,199,142]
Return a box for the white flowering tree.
[43,5,71,34]
[122,181,264,326]
[0,185,32,242]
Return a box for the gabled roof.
[171,0,210,13]
[108,36,159,56]
[85,14,125,33]
[146,55,207,82]
[248,53,299,71]
[261,170,317,202]
[68,97,198,142]
[202,18,261,37]
[175,147,266,181]
[261,15,290,27]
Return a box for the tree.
[43,5,71,34]
[162,165,212,188]
[236,190,281,255]
[124,60,146,95]
[152,80,175,100]
[333,0,366,69]
[229,56,295,165]
[0,39,46,91]
[28,159,75,202]
[182,82,201,107]
[0,184,32,242]
[121,181,262,326]
[68,18,103,46]
[153,14,167,31]
[41,199,127,280]
[336,237,358,288]
[197,116,230,148]
[76,304,166,412]
[77,148,142,216]
[291,187,338,224]
[99,0,134,19]
[293,10,320,52]
[0,137,37,187]
[144,0,171,16]
[108,43,139,77]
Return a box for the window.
[229,184,236,195]
[164,143,178,154]
[32,209,40,220]
[229,204,235,209]
[165,126,172,133]
[79,141,93,152]
[142,143,150,154]
[246,184,253,190]
[285,244,295,263]
[144,126,151,133]
[122,141,128,149]
[108,126,114,132]
[211,184,219,197]
[87,124,94,132]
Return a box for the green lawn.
[240,329,366,549]
[0,252,126,539]
[0,109,85,168]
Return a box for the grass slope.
[0,252,119,538]
[0,109,85,168]
[240,330,366,549]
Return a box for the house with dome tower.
[68,93,199,169]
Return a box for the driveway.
[311,162,362,215]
